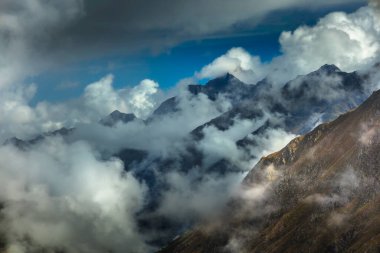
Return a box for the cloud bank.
[0,0,366,89]
[198,5,380,84]
[0,138,148,253]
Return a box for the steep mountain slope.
[159,90,380,253]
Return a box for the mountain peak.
[187,72,245,101]
[224,72,237,80]
[317,64,341,74]
[204,72,241,89]
[100,110,136,127]
[213,72,238,83]
[110,110,124,117]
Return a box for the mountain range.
[3,63,380,251]
[158,85,380,253]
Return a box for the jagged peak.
[219,72,240,82]
[224,72,238,80]
[317,64,341,74]
[109,110,135,118]
[100,110,136,127]
[110,109,122,115]
[109,110,122,116]
[204,72,243,88]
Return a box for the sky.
[17,1,366,104]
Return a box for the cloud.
[0,84,39,142]
[242,128,297,165]
[359,122,379,145]
[157,170,243,222]
[82,75,161,120]
[25,0,366,58]
[72,88,231,157]
[196,48,267,84]
[369,0,380,9]
[0,0,84,88]
[127,79,160,119]
[284,70,345,101]
[83,75,129,118]
[272,6,380,79]
[220,163,289,253]
[0,75,162,143]
[198,117,266,168]
[0,137,149,253]
[0,0,366,89]
[198,5,380,84]
[153,124,296,227]
[0,81,239,250]
[79,76,160,120]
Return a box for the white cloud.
[197,5,380,84]
[83,75,129,118]
[82,75,160,119]
[0,138,149,253]
[157,170,243,221]
[0,75,161,143]
[72,88,231,157]
[127,79,160,119]
[243,128,296,165]
[198,117,268,168]
[273,6,380,79]
[0,84,39,141]
[196,48,267,84]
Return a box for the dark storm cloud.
[61,0,367,55]
[0,0,366,64]
[369,0,380,11]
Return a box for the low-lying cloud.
[0,138,149,253]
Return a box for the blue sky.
[29,2,364,104]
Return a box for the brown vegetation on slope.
[159,90,380,253]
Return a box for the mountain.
[158,89,380,253]
[4,110,137,148]
[192,64,367,138]
[185,65,368,172]
[119,66,373,246]
[3,65,378,250]
[3,127,74,149]
[152,97,179,116]
[99,110,136,126]
[151,73,256,118]
[188,72,255,103]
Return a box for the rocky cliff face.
[159,90,380,253]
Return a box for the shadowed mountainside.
[158,90,380,253]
